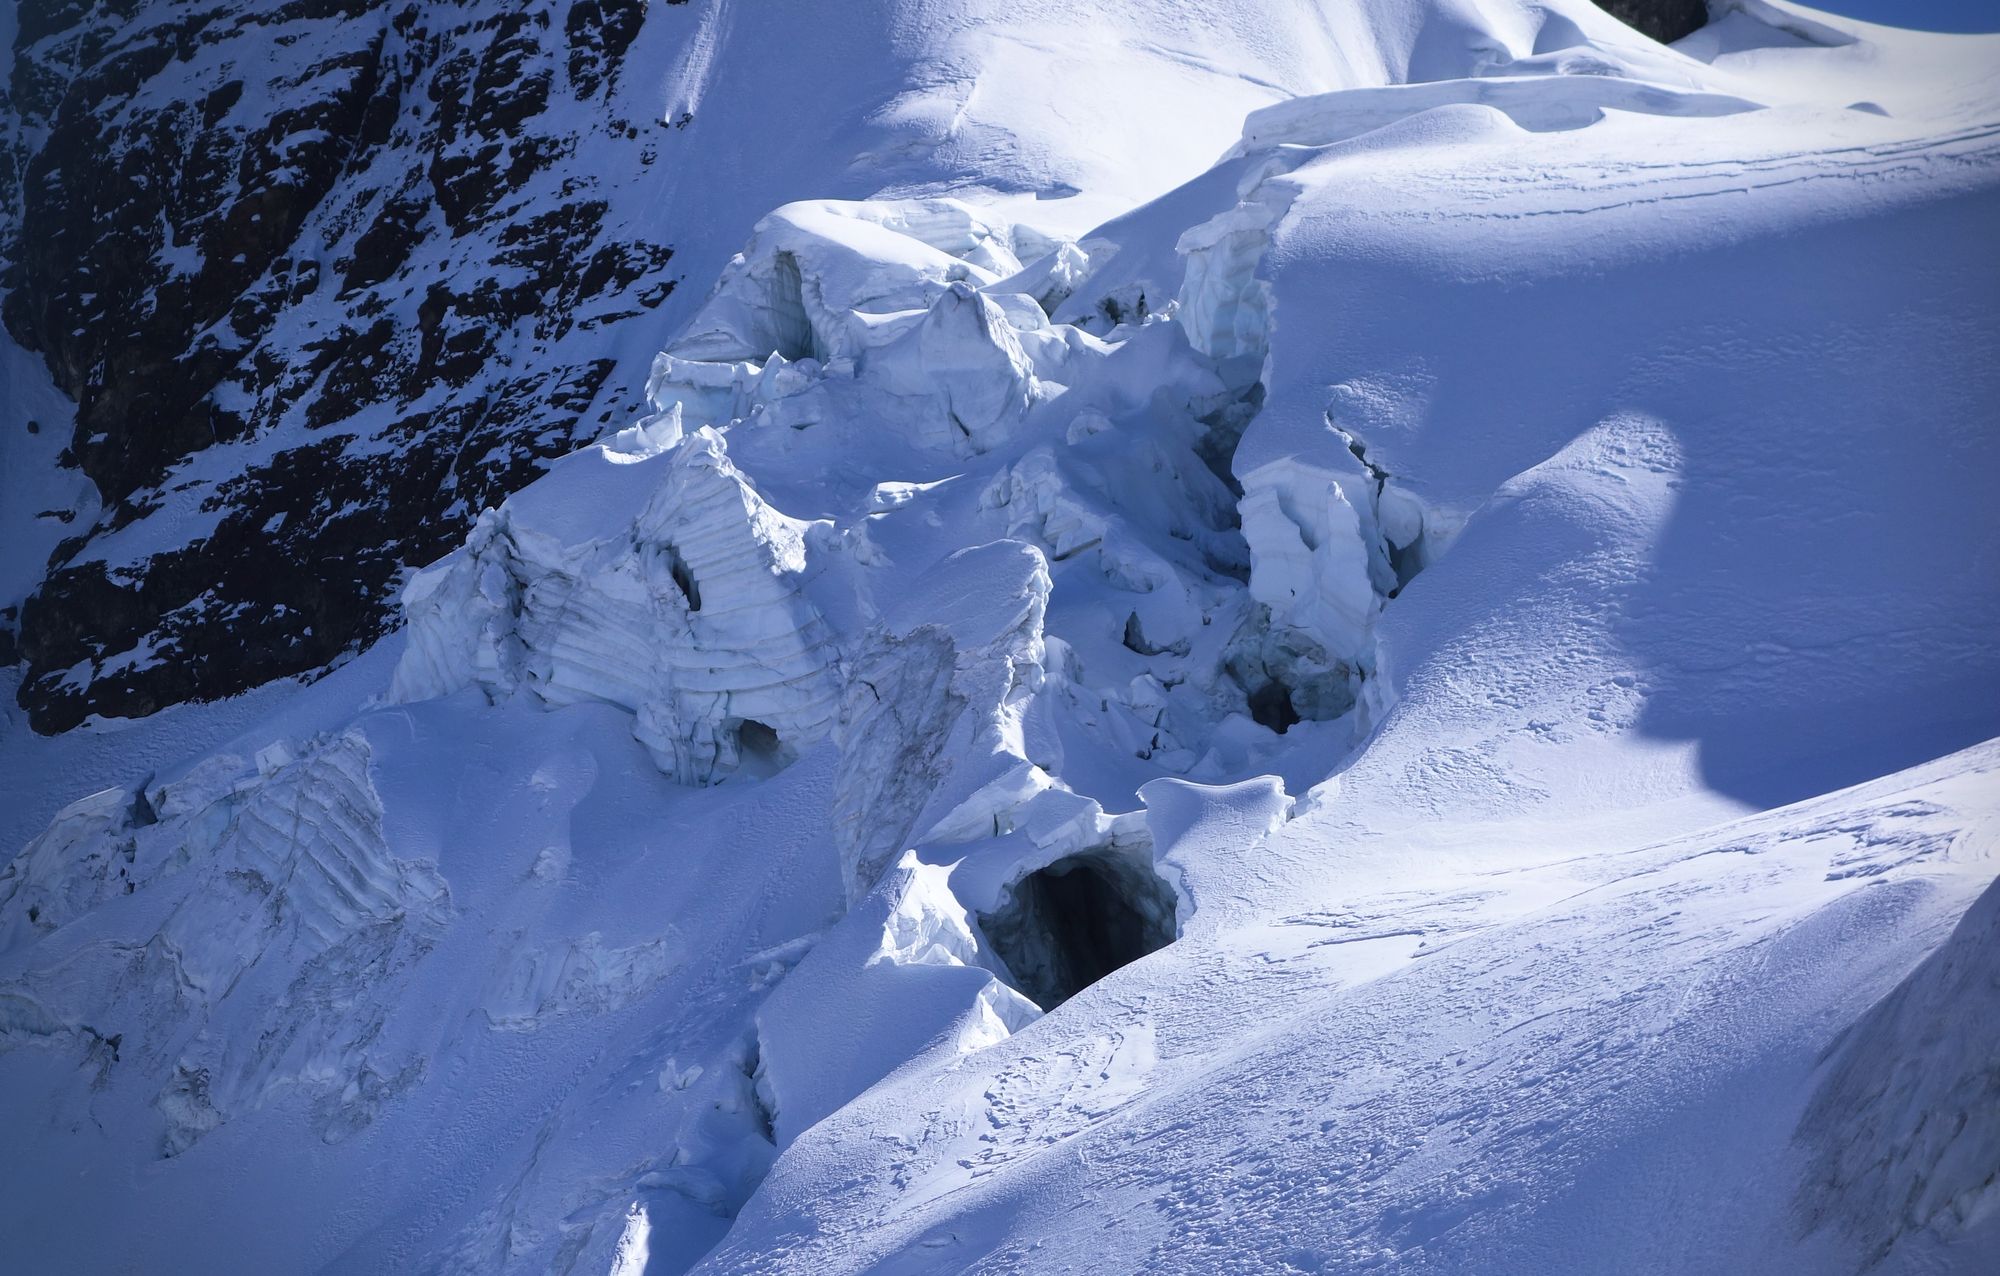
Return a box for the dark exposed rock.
[1588,0,1709,44]
[566,0,647,100]
[2,0,683,731]
[343,196,430,294]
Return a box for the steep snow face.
[3,3,2000,1274]
[1798,874,2000,1265]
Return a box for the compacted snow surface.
[2,2,1998,1272]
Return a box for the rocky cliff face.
[2,0,682,731]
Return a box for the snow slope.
[2,2,1997,1273]
[713,744,2000,1274]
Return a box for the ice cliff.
[392,425,842,785]
[389,170,1432,819]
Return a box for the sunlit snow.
[2,2,1997,1273]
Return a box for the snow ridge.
[1797,875,2000,1263]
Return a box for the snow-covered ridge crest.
[1233,75,1764,158]
[1797,874,2000,1259]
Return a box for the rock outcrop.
[3,0,677,731]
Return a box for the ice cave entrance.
[979,850,1179,1010]
[731,718,785,777]
[1247,681,1300,734]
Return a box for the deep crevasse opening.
[977,846,1180,1011]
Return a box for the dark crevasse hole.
[1335,422,1430,599]
[1225,619,1359,731]
[1122,611,1187,658]
[978,850,1179,1010]
[1248,680,1300,734]
[732,719,784,774]
[1095,286,1151,331]
[740,1032,777,1145]
[1342,429,1372,472]
[1387,537,1425,596]
[1196,382,1263,505]
[664,542,701,611]
[765,249,816,362]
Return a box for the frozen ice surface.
[3,2,1999,1273]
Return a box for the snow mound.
[1233,75,1764,156]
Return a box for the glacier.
[2,1,1999,1273]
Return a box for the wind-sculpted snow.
[1233,75,1765,156]
[3,2,2000,1273]
[752,853,1043,1145]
